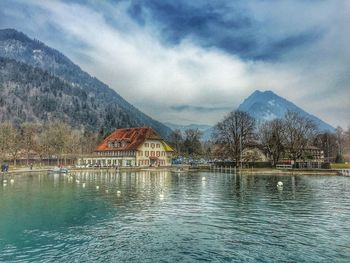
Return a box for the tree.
[183,129,203,156]
[335,153,344,163]
[37,126,54,166]
[313,132,338,162]
[258,119,284,167]
[335,126,345,162]
[65,129,82,163]
[281,111,318,166]
[346,127,350,151]
[213,110,256,167]
[40,121,72,165]
[169,129,183,154]
[7,125,21,167]
[21,122,41,165]
[0,122,21,166]
[80,130,99,154]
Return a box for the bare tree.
[183,129,203,156]
[346,127,350,150]
[281,111,318,166]
[64,129,82,164]
[213,110,256,167]
[38,121,72,165]
[313,132,338,162]
[37,126,54,166]
[80,131,99,154]
[169,129,184,154]
[21,122,41,165]
[0,122,10,162]
[0,122,21,166]
[7,125,21,167]
[258,119,284,167]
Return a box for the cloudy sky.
[1,0,349,127]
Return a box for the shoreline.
[0,166,343,176]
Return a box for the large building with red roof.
[79,127,174,167]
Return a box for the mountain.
[238,90,334,132]
[0,28,171,137]
[165,122,213,141]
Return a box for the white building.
[78,127,174,167]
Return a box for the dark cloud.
[253,29,325,60]
[127,0,256,55]
[125,0,324,61]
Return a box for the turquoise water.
[0,171,350,262]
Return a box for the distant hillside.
[0,57,138,130]
[0,28,171,137]
[238,90,334,132]
[165,122,213,141]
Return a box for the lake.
[1,170,350,262]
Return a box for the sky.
[0,0,349,128]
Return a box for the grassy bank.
[330,163,350,169]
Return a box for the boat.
[48,167,69,174]
[337,169,350,177]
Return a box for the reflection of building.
[79,127,174,167]
[280,146,325,168]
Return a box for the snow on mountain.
[238,90,334,132]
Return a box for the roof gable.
[96,127,162,151]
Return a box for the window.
[145,151,149,157]
[156,151,160,157]
[145,143,149,147]
[151,143,155,148]
[156,144,160,148]
[151,151,155,157]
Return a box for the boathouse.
[78,127,174,167]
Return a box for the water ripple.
[0,172,350,262]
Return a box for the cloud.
[170,105,232,112]
[0,0,349,128]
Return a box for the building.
[279,146,325,168]
[78,127,174,167]
[242,146,269,163]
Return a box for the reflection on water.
[0,170,350,262]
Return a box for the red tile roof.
[96,127,162,151]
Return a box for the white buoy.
[159,193,164,199]
[277,181,283,187]
[202,177,206,181]
[76,180,80,184]
[116,190,121,196]
[105,189,109,193]
[82,183,86,188]
[10,179,14,184]
[3,179,7,183]
[96,185,100,190]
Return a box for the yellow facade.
[136,139,173,167]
